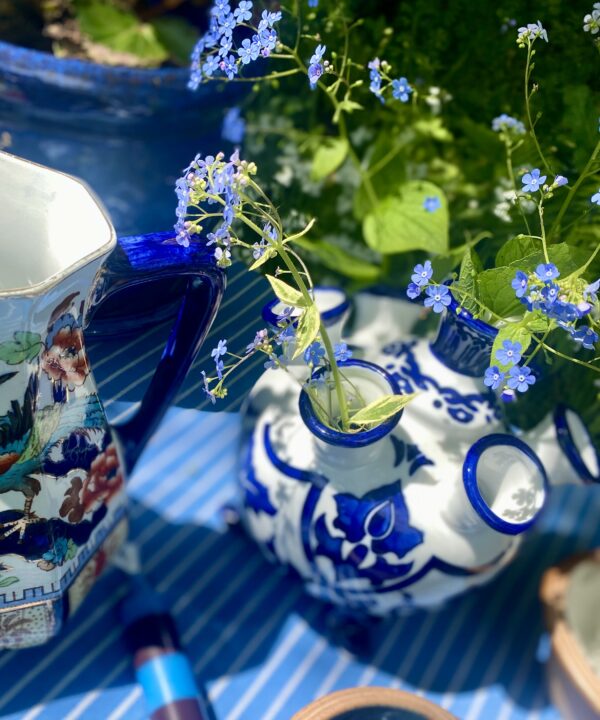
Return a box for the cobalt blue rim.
[261,286,349,328]
[446,293,498,341]
[298,359,403,448]
[0,39,191,86]
[462,434,549,535]
[554,405,600,485]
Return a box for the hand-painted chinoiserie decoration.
[0,153,224,648]
[237,290,600,614]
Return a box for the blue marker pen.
[120,576,210,720]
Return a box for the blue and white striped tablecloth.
[1,264,599,720]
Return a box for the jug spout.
[521,406,600,486]
[443,434,548,538]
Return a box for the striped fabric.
[1,264,598,719]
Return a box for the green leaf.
[333,94,364,122]
[491,324,533,371]
[512,243,589,276]
[478,267,524,318]
[248,247,276,271]
[0,332,43,365]
[496,235,542,267]
[266,275,307,307]
[0,576,18,588]
[151,16,198,66]
[293,238,380,281]
[310,138,349,182]
[453,247,482,314]
[349,393,417,426]
[292,304,320,359]
[363,181,449,255]
[74,0,168,64]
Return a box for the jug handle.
[88,231,225,473]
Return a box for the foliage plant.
[180,0,600,436]
[175,150,416,432]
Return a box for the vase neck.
[429,300,497,377]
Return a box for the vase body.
[239,341,547,614]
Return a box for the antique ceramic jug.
[0,153,224,648]
[237,289,599,614]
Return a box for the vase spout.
[444,434,548,537]
[521,406,600,486]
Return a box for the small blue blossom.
[544,299,580,323]
[238,38,255,64]
[541,282,560,306]
[571,326,598,350]
[246,328,268,354]
[521,168,547,193]
[492,114,526,135]
[214,246,232,266]
[308,44,326,89]
[512,271,529,298]
[423,196,442,213]
[484,366,505,390]
[496,340,522,366]
[391,77,412,103]
[220,54,238,79]
[252,240,267,259]
[201,371,217,405]
[368,58,384,103]
[277,324,296,345]
[592,189,600,206]
[535,263,560,282]
[222,107,246,144]
[517,21,549,44]
[202,54,221,77]
[584,279,600,302]
[211,339,228,360]
[334,343,352,362]
[553,175,568,188]
[234,0,253,23]
[308,0,319,6]
[507,365,536,392]
[304,341,326,365]
[215,359,225,379]
[424,285,451,313]
[258,9,282,30]
[406,283,422,300]
[411,260,433,287]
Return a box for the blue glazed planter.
[0,40,239,235]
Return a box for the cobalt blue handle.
[89,231,225,473]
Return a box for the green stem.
[548,139,600,240]
[524,43,551,175]
[277,245,351,430]
[506,143,532,235]
[541,342,600,374]
[538,202,549,263]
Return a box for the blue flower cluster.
[367,58,412,105]
[485,339,536,398]
[517,20,549,45]
[406,260,452,314]
[189,1,282,90]
[491,114,526,135]
[512,263,599,350]
[174,151,243,258]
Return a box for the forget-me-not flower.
[535,263,560,282]
[521,168,547,193]
[392,77,412,103]
[424,285,451,313]
[592,189,600,205]
[423,196,442,213]
[411,260,433,286]
[507,365,536,392]
[484,366,505,390]
[512,271,529,298]
[496,340,522,366]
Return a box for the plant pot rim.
[446,288,498,340]
[298,358,403,448]
[540,550,600,714]
[291,687,457,720]
[0,38,191,85]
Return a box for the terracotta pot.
[540,549,600,719]
[292,687,457,720]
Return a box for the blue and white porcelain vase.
[238,291,600,614]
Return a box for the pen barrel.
[134,650,207,720]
